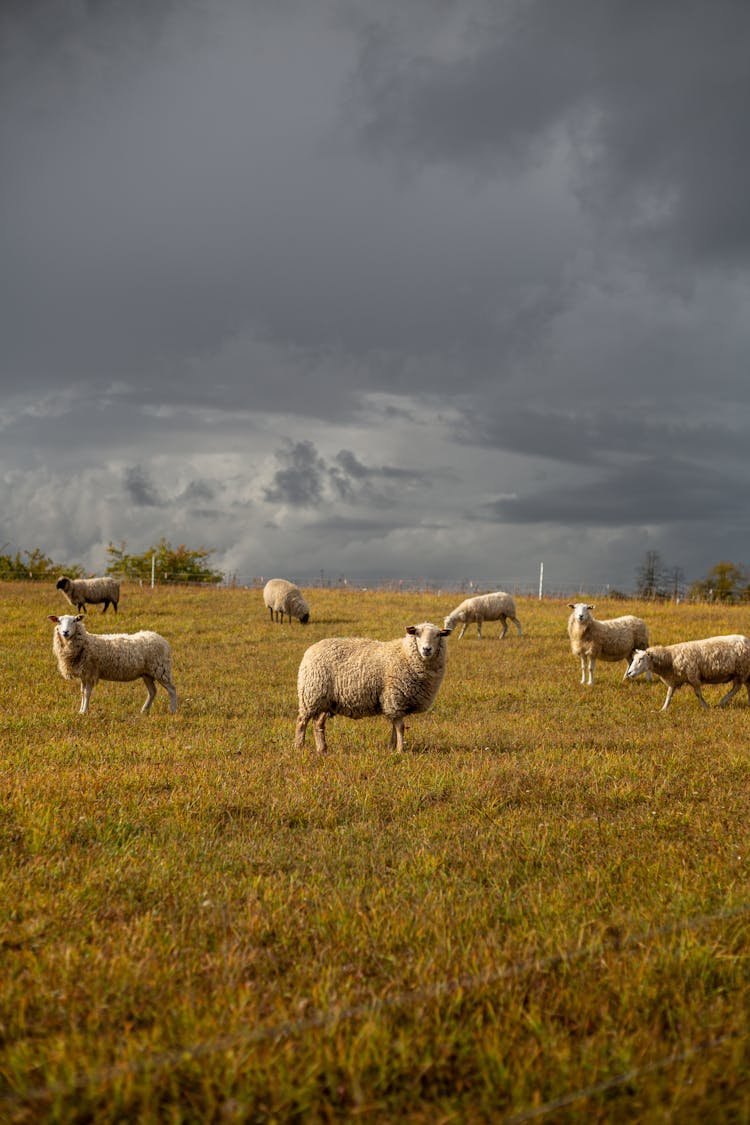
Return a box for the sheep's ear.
[440,628,452,636]
[589,604,596,610]
[48,615,60,623]
[75,614,84,621]
[406,625,417,635]
[567,603,575,609]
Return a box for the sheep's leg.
[659,685,676,711]
[498,617,508,640]
[141,675,157,713]
[312,712,328,753]
[457,622,467,639]
[579,655,587,684]
[476,621,483,639]
[689,684,711,710]
[391,718,405,752]
[79,683,93,714]
[269,606,274,621]
[158,676,178,713]
[719,681,742,707]
[512,616,523,636]
[295,714,308,748]
[587,656,595,685]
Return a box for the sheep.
[48,613,177,715]
[263,578,310,625]
[443,591,523,640]
[295,622,451,752]
[567,602,650,685]
[56,575,120,614]
[626,635,750,711]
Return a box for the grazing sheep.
[567,602,650,685]
[626,635,750,711]
[263,578,310,625]
[49,613,177,715]
[56,575,120,614]
[443,591,523,639]
[295,622,451,752]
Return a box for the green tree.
[0,546,84,581]
[690,561,747,603]
[105,539,223,584]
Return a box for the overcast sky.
[3,0,750,592]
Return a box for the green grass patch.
[1,583,750,1120]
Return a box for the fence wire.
[2,902,749,1115]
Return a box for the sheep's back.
[86,631,171,681]
[450,592,514,622]
[71,577,119,603]
[298,637,388,717]
[569,613,647,660]
[668,636,750,683]
[264,578,294,610]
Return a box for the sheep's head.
[299,612,310,624]
[626,649,651,679]
[568,602,595,624]
[55,576,71,591]
[49,613,84,640]
[406,622,451,659]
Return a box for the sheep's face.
[569,602,595,624]
[49,613,84,640]
[406,622,451,659]
[626,650,650,679]
[443,614,457,631]
[55,577,70,591]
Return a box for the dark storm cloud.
[350,1,750,272]
[124,465,164,508]
[453,408,750,467]
[329,449,434,502]
[483,456,745,527]
[264,441,436,508]
[263,441,327,507]
[2,1,750,590]
[177,480,217,505]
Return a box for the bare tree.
[635,551,665,599]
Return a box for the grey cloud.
[349,1,750,273]
[482,456,746,527]
[264,442,436,508]
[329,448,434,502]
[2,2,750,592]
[453,407,750,468]
[263,441,327,507]
[123,465,164,507]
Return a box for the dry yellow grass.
[2,581,750,1121]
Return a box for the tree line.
[635,550,750,603]
[1,541,748,599]
[0,540,223,584]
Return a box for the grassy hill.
[2,582,750,1121]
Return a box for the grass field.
[2,581,750,1122]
